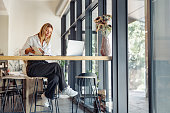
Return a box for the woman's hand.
[39,48,44,55]
[25,47,35,54]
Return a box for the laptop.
[66,40,84,56]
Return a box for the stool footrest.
[36,105,49,107]
[80,94,98,98]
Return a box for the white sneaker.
[62,86,78,97]
[59,93,70,99]
[41,93,49,107]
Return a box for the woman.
[21,23,78,107]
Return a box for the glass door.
[128,0,149,112]
[151,0,170,112]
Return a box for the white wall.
[5,0,61,55]
[0,15,8,55]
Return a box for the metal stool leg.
[55,97,60,113]
[55,85,60,113]
[49,99,53,113]
[76,78,81,113]
[84,78,86,113]
[14,79,25,113]
[72,97,74,113]
[34,79,38,113]
[30,78,38,113]
[1,79,10,112]
[93,78,101,112]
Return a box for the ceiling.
[0,0,63,14]
[128,0,145,23]
[0,0,6,11]
[0,0,144,22]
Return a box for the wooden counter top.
[0,56,112,61]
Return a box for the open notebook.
[66,40,84,56]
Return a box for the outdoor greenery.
[128,20,145,90]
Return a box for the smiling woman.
[20,23,78,107]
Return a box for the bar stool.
[75,72,101,113]
[29,77,60,113]
[1,75,26,113]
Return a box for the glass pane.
[75,0,77,19]
[82,18,85,73]
[66,10,70,30]
[92,7,98,74]
[152,0,170,112]
[64,33,70,84]
[82,0,85,13]
[106,0,113,112]
[128,0,149,113]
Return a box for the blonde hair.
[38,23,53,45]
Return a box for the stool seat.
[1,74,29,79]
[28,76,47,80]
[75,75,96,79]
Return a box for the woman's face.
[44,27,53,38]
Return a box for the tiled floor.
[28,97,85,113]
[1,90,149,113]
[2,96,85,113]
[129,90,149,113]
[105,90,149,113]
[57,98,84,113]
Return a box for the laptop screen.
[66,40,84,56]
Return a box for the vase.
[100,36,111,56]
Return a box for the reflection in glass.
[82,0,85,13]
[106,0,112,112]
[152,0,170,112]
[75,0,77,20]
[64,33,70,84]
[92,7,98,74]
[66,10,70,30]
[82,18,85,73]
[128,0,148,113]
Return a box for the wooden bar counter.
[0,56,112,112]
[0,56,112,61]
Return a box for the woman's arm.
[21,37,35,55]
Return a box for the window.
[61,0,109,111]
[82,0,85,13]
[92,7,98,73]
[128,0,148,113]
[82,18,85,73]
[75,0,77,19]
[151,0,170,112]
[66,10,70,30]
[106,0,113,107]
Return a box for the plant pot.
[100,36,111,56]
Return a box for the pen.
[30,45,34,52]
